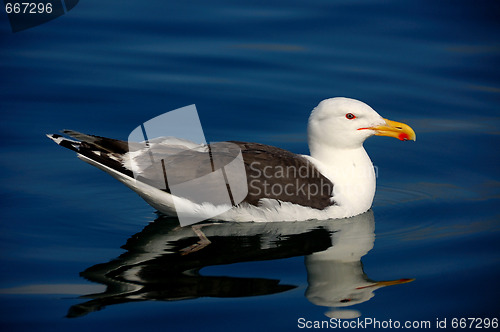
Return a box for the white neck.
[307,142,376,217]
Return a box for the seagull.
[47,97,415,222]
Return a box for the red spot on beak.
[398,133,409,141]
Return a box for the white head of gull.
[305,97,416,219]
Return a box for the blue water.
[1,0,499,330]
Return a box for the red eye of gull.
[345,113,356,120]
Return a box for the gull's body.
[48,97,415,222]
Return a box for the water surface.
[1,0,499,330]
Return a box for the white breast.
[304,147,376,218]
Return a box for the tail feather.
[46,130,177,217]
[46,133,81,152]
[61,129,130,154]
[47,131,134,178]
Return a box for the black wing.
[231,141,335,210]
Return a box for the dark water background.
[1,0,499,330]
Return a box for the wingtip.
[46,132,81,151]
[46,133,63,143]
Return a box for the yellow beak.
[370,119,416,141]
[356,278,415,290]
[374,278,415,287]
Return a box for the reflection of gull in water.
[304,214,413,318]
[68,210,412,318]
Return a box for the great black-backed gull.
[47,97,415,222]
